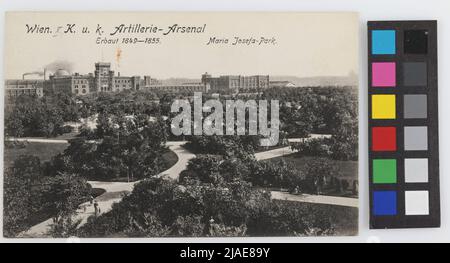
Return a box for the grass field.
[4,142,179,179]
[4,142,69,168]
[267,154,358,181]
[107,149,180,182]
[264,154,358,198]
[162,150,179,171]
[275,199,358,236]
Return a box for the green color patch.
[373,159,397,184]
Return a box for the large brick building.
[44,62,145,95]
[201,72,270,93]
[5,79,44,99]
[5,62,151,98]
[5,63,273,98]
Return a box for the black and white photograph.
[3,12,359,238]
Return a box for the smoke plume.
[45,60,74,73]
[23,71,44,77]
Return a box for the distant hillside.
[270,75,358,87]
[158,74,358,87]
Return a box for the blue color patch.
[373,191,397,216]
[372,30,396,55]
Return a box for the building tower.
[95,62,112,92]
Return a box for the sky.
[5,12,358,80]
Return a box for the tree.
[249,160,301,191]
[5,93,83,138]
[48,216,82,238]
[179,155,223,185]
[47,117,169,181]
[3,155,42,237]
[3,156,92,237]
[40,173,91,224]
[4,110,25,137]
[186,135,258,160]
[78,177,272,237]
[303,158,342,194]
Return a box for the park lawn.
[274,199,358,236]
[267,154,358,181]
[51,131,79,140]
[4,142,69,168]
[254,144,289,153]
[264,154,358,198]
[14,131,79,141]
[4,141,179,182]
[104,149,179,182]
[162,149,179,170]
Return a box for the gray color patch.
[404,94,427,119]
[404,62,427,86]
[404,126,428,151]
[404,158,429,183]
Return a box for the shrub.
[60,125,74,134]
[302,158,342,194]
[248,160,301,191]
[78,177,337,237]
[4,140,29,149]
[291,138,332,158]
[291,136,357,161]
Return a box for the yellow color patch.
[372,94,396,119]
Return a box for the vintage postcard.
[3,12,359,238]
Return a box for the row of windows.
[7,89,42,96]
[74,89,87,94]
[11,85,41,89]
[74,85,87,89]
[73,80,89,84]
[115,79,131,83]
[8,89,40,93]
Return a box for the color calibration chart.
[368,21,440,229]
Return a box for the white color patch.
[405,191,430,215]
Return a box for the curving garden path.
[16,136,357,238]
[18,141,192,238]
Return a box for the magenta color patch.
[372,62,396,87]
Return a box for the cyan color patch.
[372,30,396,55]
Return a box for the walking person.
[94,200,99,216]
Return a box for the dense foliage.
[262,86,358,135]
[290,135,358,161]
[47,116,169,181]
[4,86,359,237]
[185,135,260,159]
[79,177,337,237]
[5,93,86,137]
[3,155,91,237]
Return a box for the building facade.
[5,79,44,99]
[201,72,270,93]
[46,69,96,96]
[44,62,143,96]
[6,63,274,98]
[144,83,208,93]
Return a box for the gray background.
[0,0,449,243]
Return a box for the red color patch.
[372,127,397,151]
